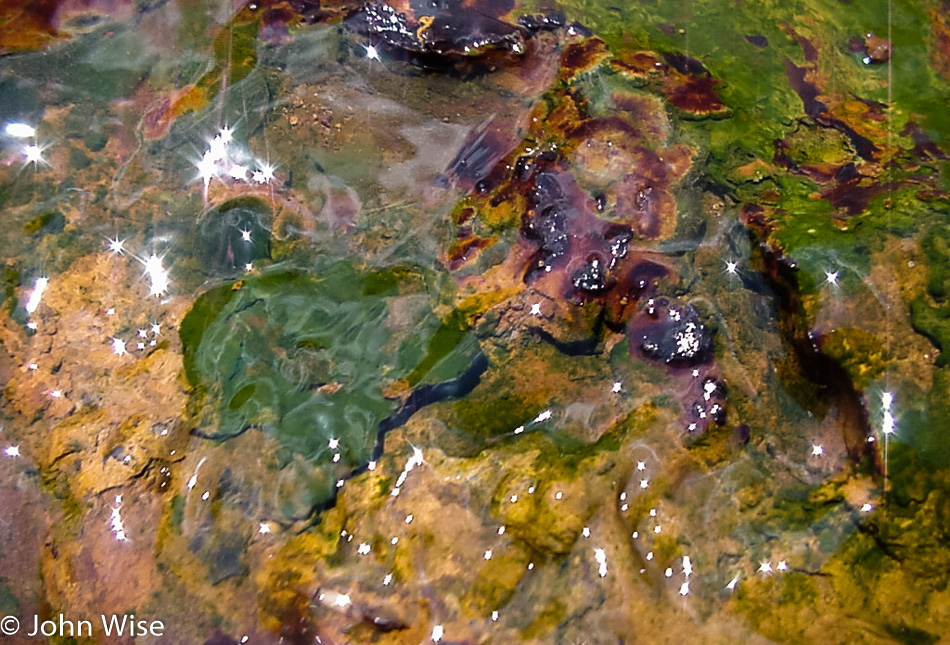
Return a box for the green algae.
[651,534,681,564]
[911,221,950,365]
[0,264,20,318]
[179,262,478,509]
[561,0,949,294]
[583,0,950,149]
[487,404,659,557]
[207,15,259,90]
[772,481,843,532]
[781,122,855,168]
[405,308,470,388]
[730,434,950,643]
[446,336,611,449]
[820,328,888,389]
[895,370,950,469]
[451,391,545,443]
[911,298,950,365]
[179,283,238,387]
[464,550,531,614]
[362,265,427,296]
[169,495,184,534]
[685,423,739,468]
[23,210,65,235]
[780,573,819,607]
[38,466,84,533]
[183,269,395,452]
[520,599,567,640]
[815,514,945,645]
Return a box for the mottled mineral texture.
[2,1,950,644]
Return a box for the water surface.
[1,1,949,643]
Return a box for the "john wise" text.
[25,613,165,637]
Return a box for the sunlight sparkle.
[4,122,35,138]
[108,237,126,254]
[111,337,127,356]
[25,276,48,314]
[142,254,169,297]
[23,143,47,166]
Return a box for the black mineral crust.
[634,297,713,366]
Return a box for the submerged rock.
[630,297,713,366]
[195,196,272,279]
[863,32,891,63]
[627,297,725,433]
[344,0,528,69]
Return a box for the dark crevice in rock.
[743,219,875,464]
[304,351,490,523]
[530,325,603,356]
